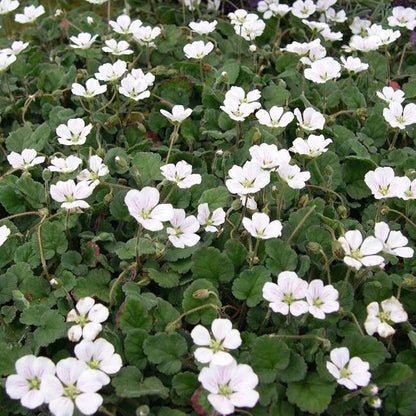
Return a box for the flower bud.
[368,397,382,409]
[402,275,416,287]
[298,194,309,207]
[49,278,59,286]
[55,9,63,17]
[250,256,259,265]
[42,168,52,182]
[231,198,242,210]
[337,205,348,219]
[332,240,344,258]
[216,149,224,156]
[115,155,127,167]
[362,384,379,396]
[87,16,94,24]
[103,193,113,203]
[136,405,150,416]
[165,321,181,332]
[39,208,49,217]
[249,44,257,52]
[193,289,211,299]
[307,242,322,253]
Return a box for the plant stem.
[287,205,316,243]
[166,124,180,163]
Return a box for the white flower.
[399,176,416,200]
[183,40,214,59]
[262,271,309,316]
[69,33,98,49]
[277,163,311,189]
[350,17,371,36]
[238,18,266,41]
[1,40,29,55]
[291,0,316,18]
[324,7,347,23]
[95,60,127,82]
[160,160,201,188]
[306,280,339,319]
[7,149,45,170]
[15,5,44,23]
[102,39,133,55]
[338,230,384,271]
[182,0,201,11]
[130,68,155,87]
[197,203,225,232]
[326,347,371,390]
[249,144,291,170]
[66,297,109,342]
[41,358,104,416]
[56,118,93,146]
[71,78,107,98]
[85,0,108,3]
[302,20,329,33]
[220,86,261,121]
[50,180,97,210]
[388,6,416,31]
[0,52,16,71]
[207,0,221,10]
[226,161,270,195]
[243,212,282,240]
[240,194,257,210]
[86,16,94,24]
[48,155,82,173]
[367,24,401,46]
[364,167,407,199]
[191,318,241,366]
[228,9,258,26]
[160,105,192,124]
[374,222,414,258]
[258,0,291,19]
[5,355,55,409]
[74,338,122,380]
[198,359,259,415]
[346,35,381,53]
[0,225,11,246]
[109,14,142,35]
[133,26,161,47]
[77,155,109,183]
[320,28,343,42]
[119,75,150,101]
[340,56,369,74]
[294,107,325,131]
[167,209,200,248]
[189,20,217,35]
[283,39,321,56]
[124,187,174,231]
[256,106,294,128]
[364,297,408,338]
[304,57,341,84]
[0,0,19,15]
[383,102,416,130]
[376,86,405,104]
[299,42,327,65]
[290,134,332,157]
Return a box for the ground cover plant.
[1,0,416,415]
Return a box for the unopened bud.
[115,155,127,167]
[103,193,113,203]
[136,405,150,416]
[362,384,379,396]
[337,205,348,219]
[356,108,367,120]
[193,289,211,299]
[307,242,322,253]
[251,127,261,144]
[251,256,259,265]
[402,275,416,287]
[332,240,344,258]
[298,194,309,207]
[42,168,52,181]
[39,208,49,217]
[50,278,59,286]
[249,44,257,52]
[86,16,94,24]
[368,397,382,409]
[324,165,333,176]
[55,9,63,17]
[231,198,242,210]
[216,149,224,156]
[165,321,181,332]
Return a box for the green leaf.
[385,384,416,416]
[130,152,163,186]
[341,85,366,109]
[276,352,308,383]
[73,269,111,302]
[153,297,180,332]
[172,372,199,400]
[5,123,50,152]
[251,336,291,383]
[33,310,66,348]
[198,186,232,210]
[224,239,247,271]
[33,221,68,260]
[147,268,180,288]
[218,62,240,84]
[262,84,290,108]
[286,373,336,414]
[374,363,413,387]
[120,298,153,333]
[343,334,388,369]
[124,329,149,369]
[143,332,188,375]
[192,247,234,283]
[112,366,143,398]
[265,240,297,275]
[232,266,271,307]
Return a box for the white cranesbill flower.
[257,0,291,19]
[130,68,155,87]
[48,155,82,173]
[198,359,259,415]
[364,296,408,338]
[228,9,258,26]
[133,26,161,48]
[0,52,16,71]
[56,118,93,146]
[364,166,407,199]
[346,35,381,53]
[387,6,416,30]
[243,212,282,239]
[102,39,133,55]
[191,318,241,366]
[324,7,347,23]
[15,5,44,23]
[383,102,416,130]
[306,280,339,319]
[262,271,309,316]
[256,106,294,128]
[326,347,371,390]
[226,161,270,195]
[240,194,257,210]
[0,0,19,15]
[302,20,329,34]
[294,107,325,131]
[221,86,261,122]
[5,355,55,409]
[376,86,405,104]
[290,134,332,157]
[374,222,414,258]
[124,186,174,231]
[197,203,225,232]
[183,40,214,59]
[160,105,192,124]
[77,155,109,183]
[320,28,343,42]
[182,0,201,11]
[291,0,316,19]
[95,60,127,82]
[109,14,142,35]
[283,39,321,56]
[277,163,311,189]
[338,230,384,271]
[249,144,291,170]
[69,33,98,50]
[41,358,104,416]
[66,297,109,342]
[399,176,416,200]
[367,24,401,46]
[119,75,150,101]
[71,78,107,98]
[50,179,98,210]
[160,160,201,188]
[304,57,341,84]
[1,40,29,55]
[238,18,266,41]
[316,0,337,12]
[167,208,200,248]
[350,17,371,36]
[299,42,327,65]
[7,149,45,170]
[0,225,11,246]
[189,20,217,35]
[340,56,369,74]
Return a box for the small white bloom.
[238,18,266,41]
[133,26,161,47]
[182,0,201,11]
[109,14,142,35]
[191,318,241,366]
[291,0,316,19]
[226,161,270,195]
[350,17,371,36]
[346,35,381,53]
[7,149,45,170]
[249,144,291,170]
[183,40,214,59]
[66,297,109,342]
[50,179,97,210]
[294,107,325,131]
[243,212,282,239]
[388,6,416,31]
[277,163,311,189]
[95,60,127,82]
[69,33,98,50]
[324,7,347,23]
[399,176,416,200]
[290,134,332,157]
[102,39,133,55]
[258,0,291,19]
[160,160,201,188]
[374,222,414,258]
[326,347,371,390]
[197,203,225,232]
[48,155,82,173]
[0,0,19,15]
[299,42,327,65]
[189,20,217,35]
[166,208,200,248]
[1,40,29,55]
[160,105,192,124]
[77,155,109,183]
[119,75,150,101]
[383,102,416,130]
[364,167,408,199]
[338,230,384,271]
[124,187,174,231]
[376,86,405,105]
[320,28,343,42]
[306,280,339,319]
[304,57,341,84]
[340,56,369,74]
[71,78,107,98]
[315,0,337,12]
[130,68,155,87]
[256,106,294,128]
[367,24,401,46]
[207,0,221,10]
[0,52,16,71]
[0,225,11,246]
[220,86,261,122]
[228,9,258,26]
[283,38,321,56]
[15,5,44,23]
[56,118,93,146]
[240,194,258,210]
[86,16,94,24]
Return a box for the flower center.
[283,292,294,305]
[378,185,390,196]
[217,382,233,397]
[350,248,362,260]
[89,359,100,369]
[63,383,80,400]
[313,297,323,307]
[242,179,255,188]
[209,338,224,353]
[76,313,89,326]
[141,209,151,219]
[28,377,41,390]
[378,310,391,323]
[339,367,352,379]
